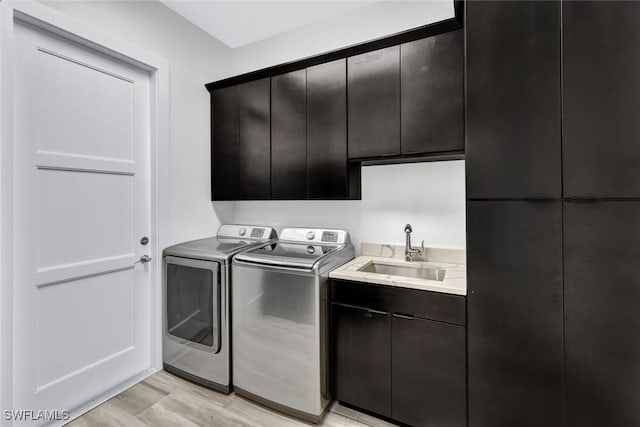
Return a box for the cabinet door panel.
[467,201,563,427]
[565,201,640,427]
[401,29,464,155]
[332,303,391,417]
[563,2,640,198]
[211,86,238,201]
[307,60,348,199]
[237,78,271,199]
[348,46,400,159]
[392,316,465,427]
[271,70,306,199]
[466,1,561,198]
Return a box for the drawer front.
[330,279,388,312]
[330,279,466,325]
[388,286,465,326]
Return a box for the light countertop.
[329,244,467,296]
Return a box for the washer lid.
[233,242,342,270]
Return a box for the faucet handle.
[404,224,413,233]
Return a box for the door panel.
[401,30,464,155]
[271,70,307,199]
[211,85,239,201]
[13,22,152,417]
[347,46,400,159]
[392,316,466,427]
[565,201,640,426]
[563,2,640,198]
[467,201,563,427]
[37,169,134,268]
[307,59,348,199]
[238,78,271,199]
[466,1,561,198]
[332,303,391,417]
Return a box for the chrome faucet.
[404,224,424,261]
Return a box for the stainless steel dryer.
[162,224,276,393]
[231,228,355,421]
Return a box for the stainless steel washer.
[231,228,355,421]
[162,224,276,393]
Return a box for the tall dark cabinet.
[563,1,640,198]
[271,70,307,199]
[466,0,561,199]
[562,2,640,426]
[466,2,564,427]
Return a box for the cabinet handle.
[393,313,414,320]
[366,309,388,316]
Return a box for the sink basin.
[358,262,446,281]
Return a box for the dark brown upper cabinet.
[466,1,561,199]
[271,70,307,199]
[563,2,640,198]
[401,29,464,155]
[348,46,400,159]
[211,85,239,201]
[467,201,563,427]
[564,201,640,427]
[210,79,270,201]
[307,59,352,199]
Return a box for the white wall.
[232,0,454,75]
[42,0,233,245]
[216,161,466,253]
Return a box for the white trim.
[0,1,170,421]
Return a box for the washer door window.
[165,257,220,353]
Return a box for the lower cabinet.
[330,280,466,426]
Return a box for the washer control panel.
[218,224,275,240]
[280,228,348,244]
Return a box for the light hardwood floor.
[65,371,397,427]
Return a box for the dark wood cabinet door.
[564,201,640,427]
[347,46,400,159]
[237,78,271,199]
[466,1,561,199]
[401,29,464,155]
[467,201,563,427]
[307,59,349,199]
[391,315,466,427]
[332,303,391,417]
[271,70,306,199]
[211,85,238,201]
[563,2,640,198]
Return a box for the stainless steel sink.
[358,262,446,281]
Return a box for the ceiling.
[160,1,380,48]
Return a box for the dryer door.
[164,256,221,353]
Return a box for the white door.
[12,20,153,420]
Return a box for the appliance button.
[306,231,315,240]
[239,228,246,236]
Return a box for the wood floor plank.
[109,381,169,416]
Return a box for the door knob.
[136,255,152,265]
